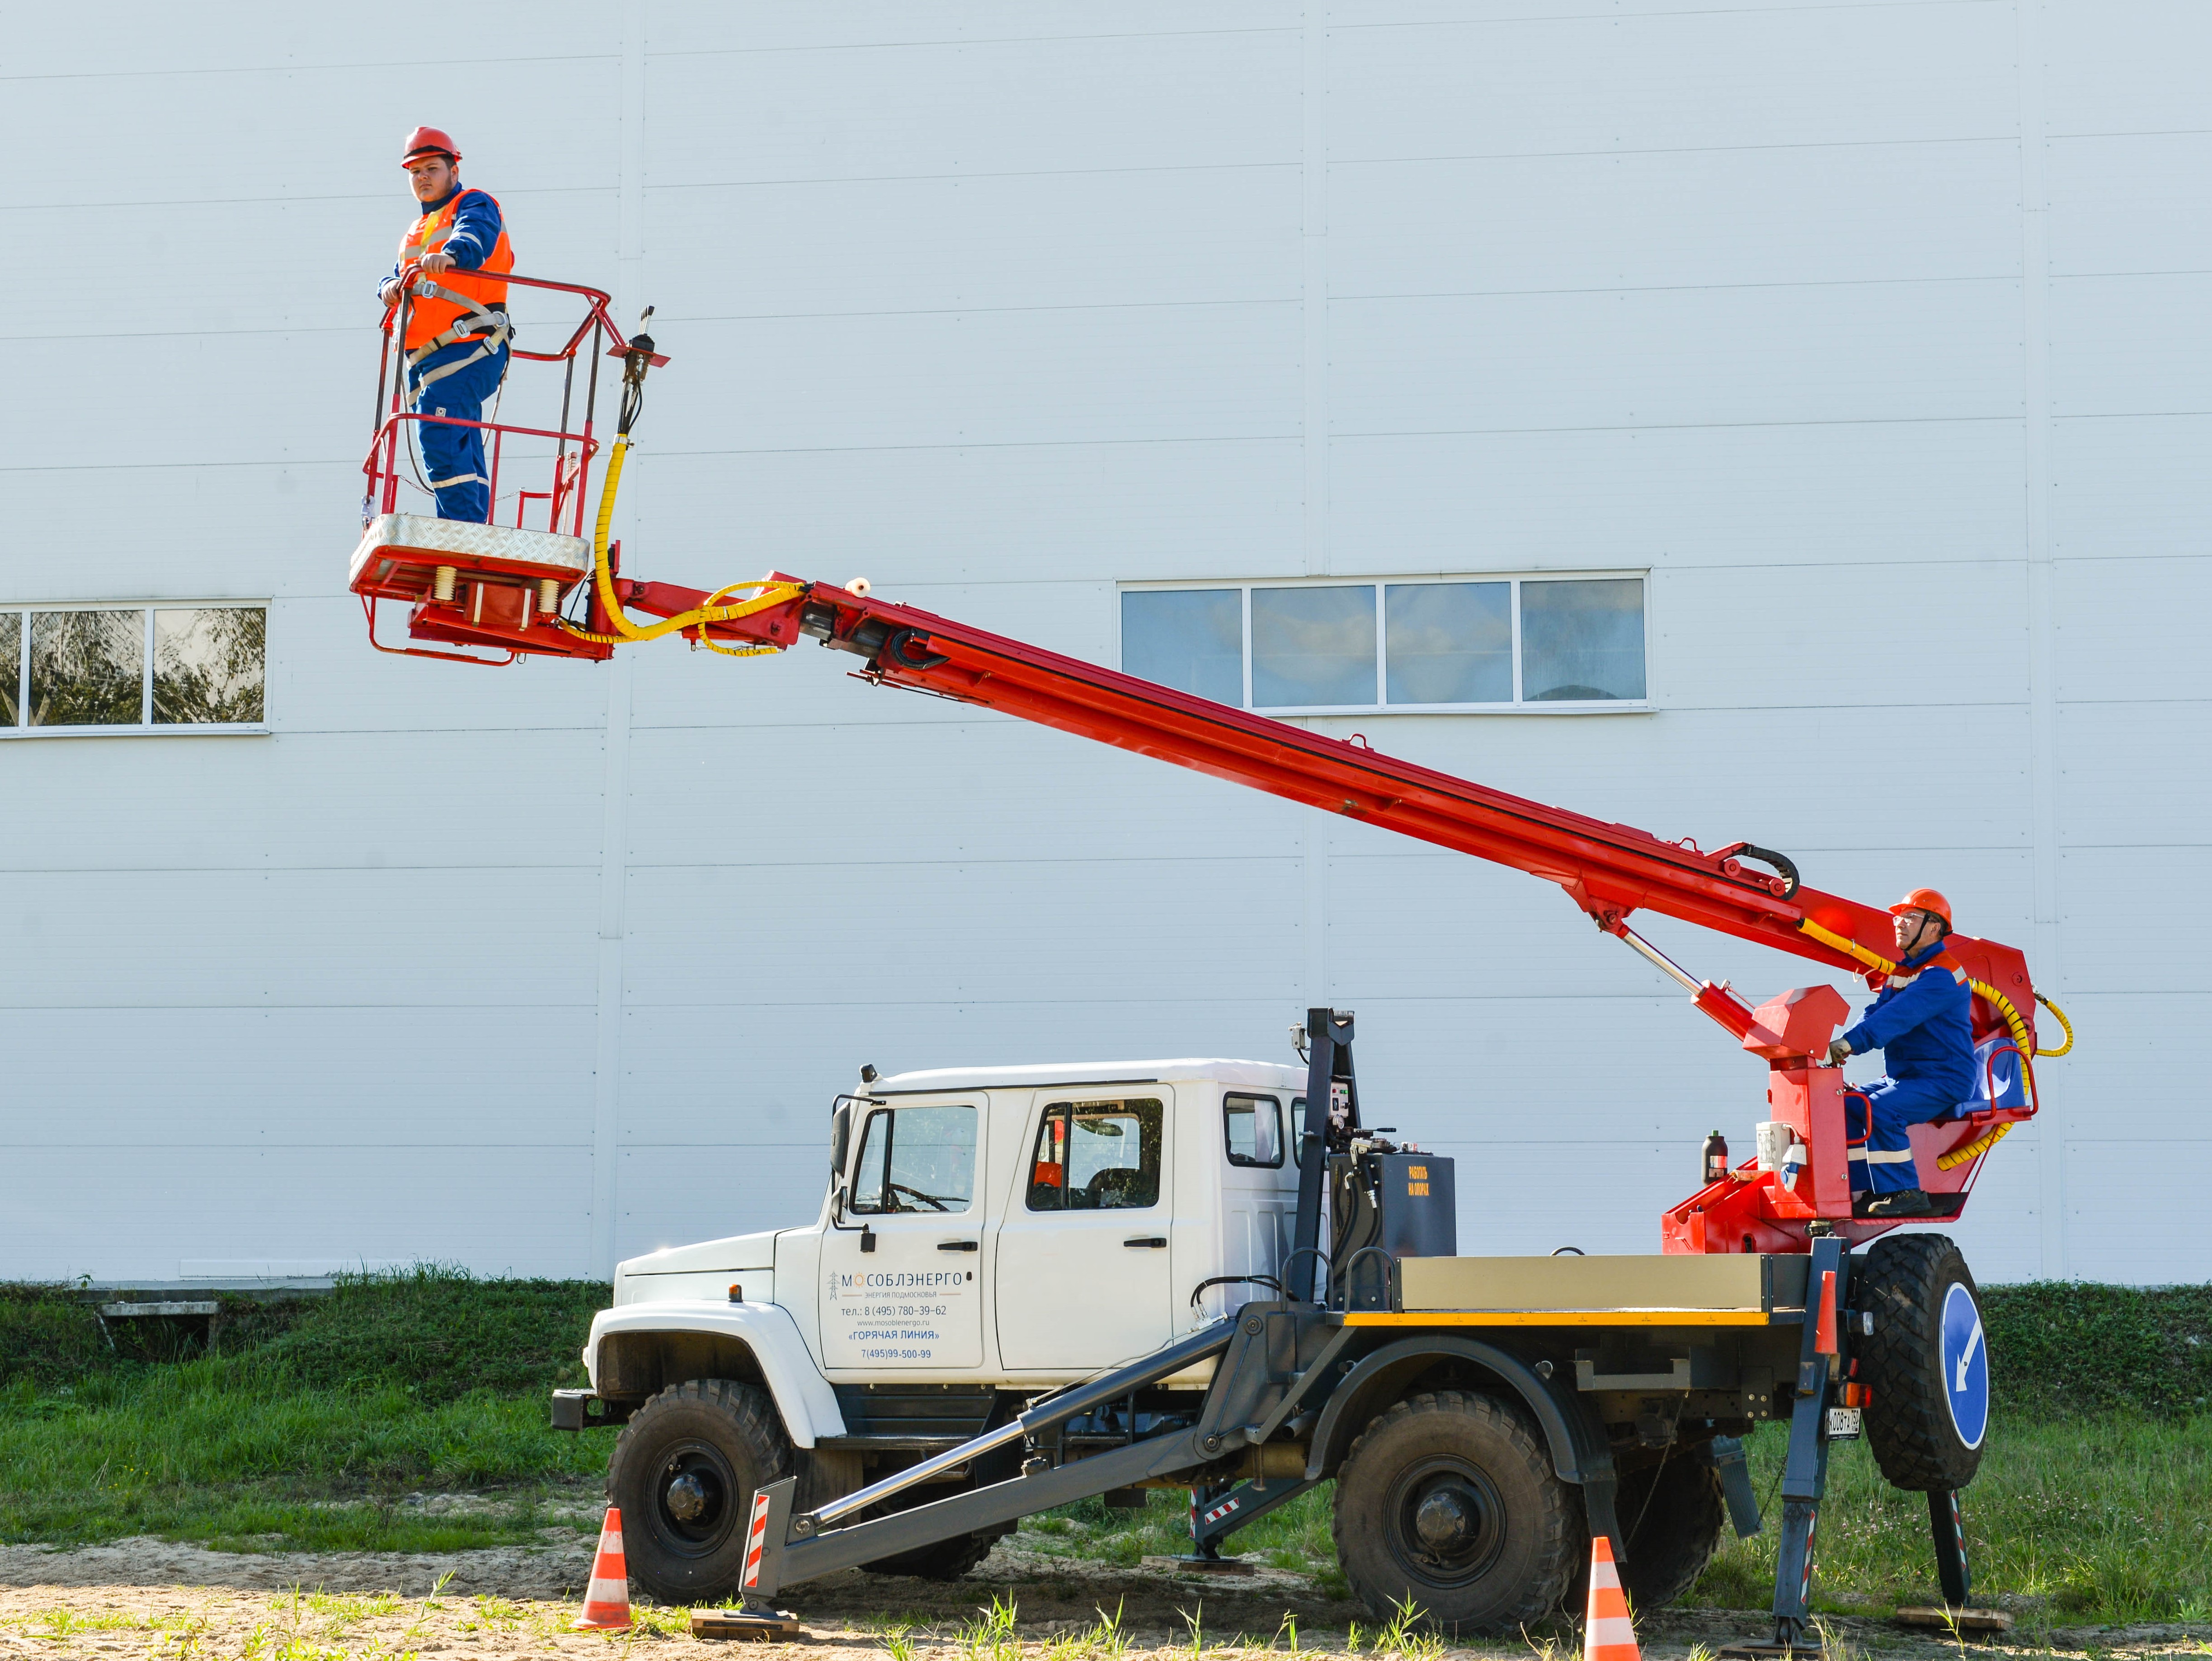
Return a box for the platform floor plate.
[350,513,590,587]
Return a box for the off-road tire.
[860,1530,1003,1580]
[1855,1233,1986,1492]
[606,1379,792,1605]
[1332,1390,1579,1632]
[1563,1455,1725,1614]
[859,1438,1018,1580]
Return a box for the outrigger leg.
[1768,1235,1845,1652]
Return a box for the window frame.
[1,600,271,738]
[1223,1092,1286,1169]
[1118,573,1650,715]
[1025,1096,1166,1213]
[846,1101,980,1217]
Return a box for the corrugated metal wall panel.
[1,4,2203,1286]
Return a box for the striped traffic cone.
[1583,1534,1639,1661]
[574,1506,633,1631]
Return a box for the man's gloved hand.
[1827,1038,1853,1066]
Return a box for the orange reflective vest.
[395,188,514,362]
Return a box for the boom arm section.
[610,572,2039,1047]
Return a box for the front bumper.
[550,1389,638,1431]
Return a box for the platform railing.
[364,271,631,538]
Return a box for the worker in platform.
[378,127,513,522]
[1826,889,1975,1219]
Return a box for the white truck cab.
[595,1059,1305,1400]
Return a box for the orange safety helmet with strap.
[1887,887,1953,929]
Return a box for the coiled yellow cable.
[560,436,804,648]
[1936,1121,2010,1171]
[2033,991,2075,1057]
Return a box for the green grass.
[3,1266,2208,1628]
[1979,1281,2212,1419]
[1017,1411,2212,1628]
[0,1267,607,1552]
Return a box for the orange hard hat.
[401,127,460,166]
[1888,887,1953,928]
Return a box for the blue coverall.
[387,187,509,523]
[1839,941,1975,1195]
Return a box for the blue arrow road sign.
[1941,1280,1988,1450]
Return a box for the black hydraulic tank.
[1376,1152,1457,1259]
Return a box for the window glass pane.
[0,613,19,727]
[1251,585,1376,707]
[28,610,143,727]
[1121,589,1242,704]
[1027,1098,1163,1211]
[1384,582,1511,704]
[848,1104,977,1215]
[1520,579,1646,702]
[154,607,265,724]
[1225,1093,1284,1168]
[1291,1096,1308,1167]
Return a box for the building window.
[1,605,266,734]
[1120,576,1645,712]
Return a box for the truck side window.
[1027,1098,1162,1211]
[848,1104,977,1215]
[1291,1097,1308,1167]
[1224,1093,1284,1168]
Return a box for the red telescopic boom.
[348,314,2064,1249]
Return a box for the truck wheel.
[606,1378,792,1605]
[860,1439,1019,1579]
[861,1529,1003,1581]
[1332,1390,1578,1631]
[1563,1456,1724,1614]
[1855,1234,1988,1492]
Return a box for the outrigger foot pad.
[1714,1644,1822,1660]
[692,1605,806,1642]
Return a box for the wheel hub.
[1387,1458,1507,1586]
[664,1471,711,1523]
[1413,1483,1482,1554]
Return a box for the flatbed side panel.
[1398,1253,1808,1314]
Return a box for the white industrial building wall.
[0,2,2203,1286]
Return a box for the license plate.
[1826,1406,1863,1439]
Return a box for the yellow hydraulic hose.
[2033,990,2075,1056]
[561,436,805,647]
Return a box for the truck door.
[993,1092,1174,1371]
[822,1099,985,1370]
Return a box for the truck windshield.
[1026,1098,1162,1211]
[849,1103,977,1214]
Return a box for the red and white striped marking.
[740,1489,774,1589]
[573,1506,633,1631]
[1582,1534,1639,1661]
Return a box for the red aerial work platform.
[348,278,2072,1253]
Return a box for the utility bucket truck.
[353,282,2066,1641]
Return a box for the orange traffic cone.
[574,1506,633,1631]
[1583,1534,1639,1661]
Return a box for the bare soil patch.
[0,1534,2204,1659]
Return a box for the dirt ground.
[0,1531,2204,1661]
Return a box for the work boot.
[1854,1188,1934,1219]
